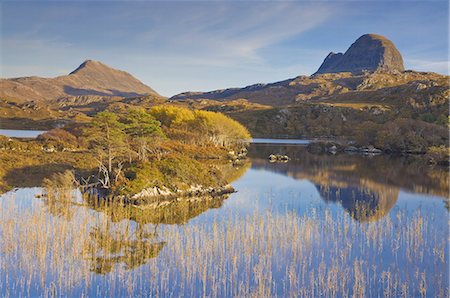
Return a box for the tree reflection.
[84,194,229,225]
[81,193,231,273]
[84,224,165,274]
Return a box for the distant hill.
[0,60,162,102]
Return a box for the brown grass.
[0,188,447,297]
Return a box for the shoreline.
[82,184,236,209]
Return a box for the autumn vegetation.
[228,103,449,154]
[0,106,251,196]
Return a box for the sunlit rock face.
[315,34,404,74]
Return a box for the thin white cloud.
[2,2,339,94]
[2,1,448,96]
[134,2,337,65]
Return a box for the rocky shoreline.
[125,184,236,209]
[308,141,403,155]
[305,141,449,166]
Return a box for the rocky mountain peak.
[69,59,123,76]
[63,59,160,97]
[315,34,404,75]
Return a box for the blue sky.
[1,1,449,96]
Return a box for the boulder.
[269,154,290,162]
[361,146,383,154]
[344,146,359,152]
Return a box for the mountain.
[171,34,447,107]
[0,60,161,102]
[171,69,448,107]
[169,33,448,151]
[315,34,404,74]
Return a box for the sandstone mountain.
[315,34,404,74]
[171,34,447,108]
[0,60,162,102]
[172,70,448,107]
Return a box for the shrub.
[427,146,450,165]
[375,118,448,152]
[37,128,78,149]
[122,163,165,195]
[149,106,196,128]
[149,105,251,148]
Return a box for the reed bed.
[0,189,448,297]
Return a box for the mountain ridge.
[0,60,161,102]
[170,34,447,107]
[171,70,448,107]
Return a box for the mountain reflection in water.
[248,144,448,221]
[0,142,448,297]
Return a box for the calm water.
[0,129,46,138]
[0,141,448,297]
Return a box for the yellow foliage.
[149,105,251,147]
[149,105,196,127]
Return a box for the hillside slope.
[172,70,449,108]
[0,60,161,102]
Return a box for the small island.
[0,106,251,207]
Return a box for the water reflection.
[0,129,46,138]
[317,185,398,222]
[0,143,448,296]
[80,192,233,273]
[84,194,230,225]
[85,225,165,274]
[1,143,447,226]
[248,144,448,221]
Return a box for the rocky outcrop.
[127,184,235,208]
[315,34,404,74]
